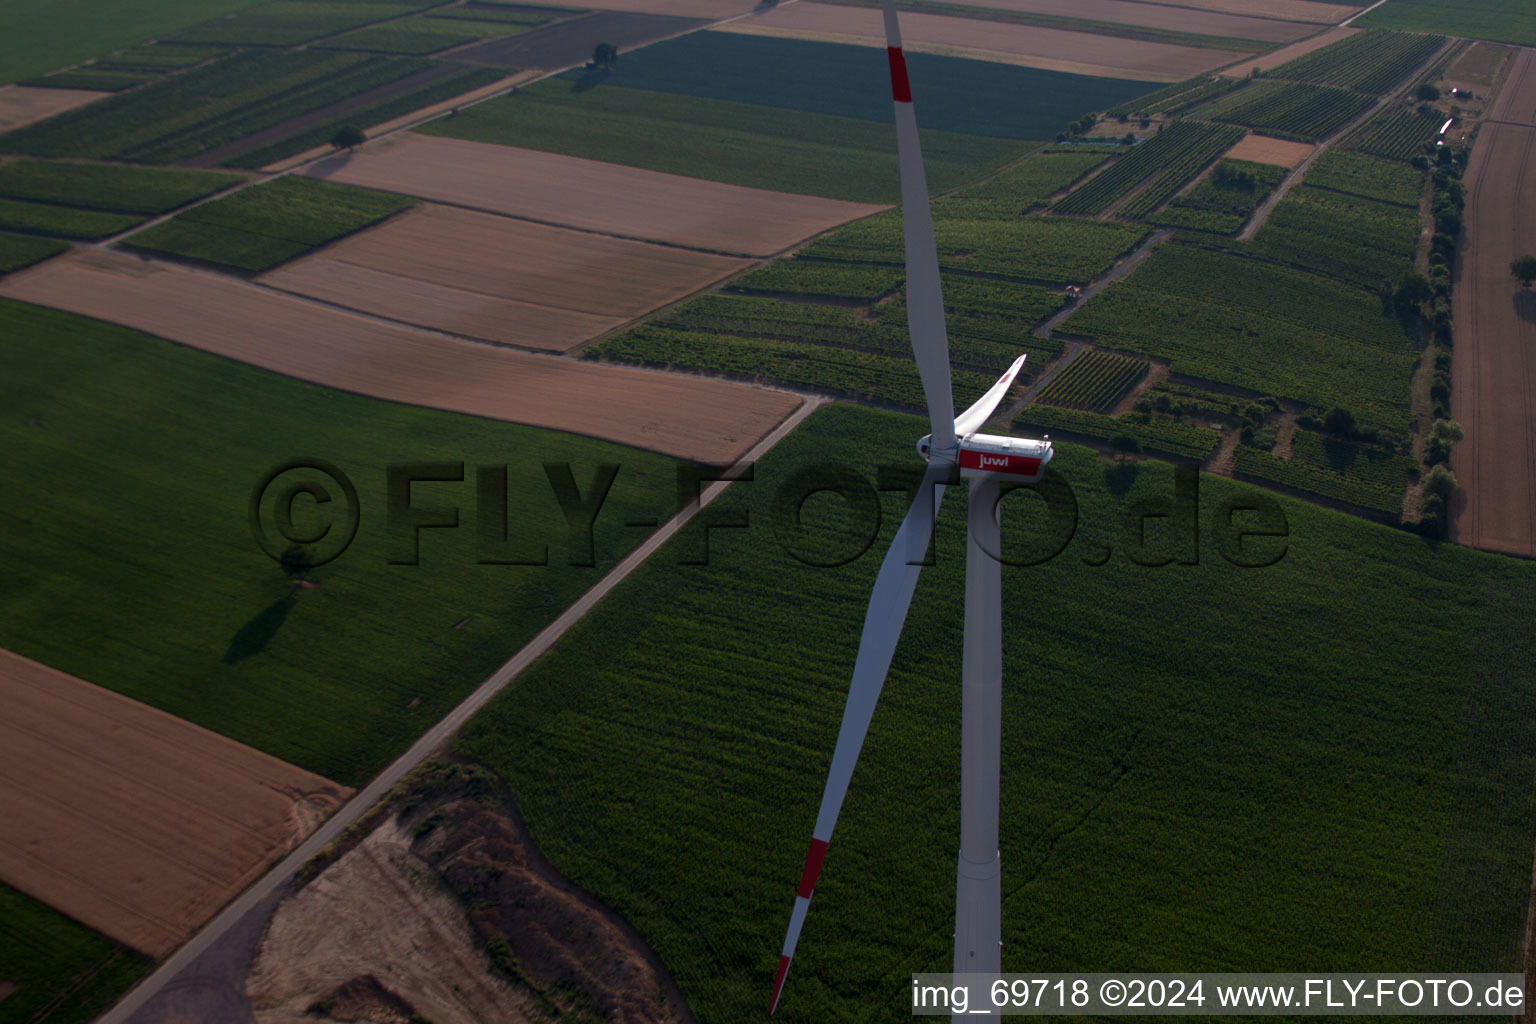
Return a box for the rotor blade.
[954,354,1027,438]
[771,459,951,1014]
[883,0,955,453]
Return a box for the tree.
[1395,270,1433,313]
[1423,463,1458,501]
[1108,434,1141,460]
[1322,406,1355,437]
[1416,81,1441,101]
[330,125,365,151]
[280,543,318,582]
[1512,254,1536,288]
[592,41,618,67]
[1424,418,1464,466]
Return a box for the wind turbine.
[768,1,1053,1017]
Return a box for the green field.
[0,298,685,786]
[1034,349,1149,412]
[0,49,435,164]
[1305,148,1426,206]
[1149,158,1285,234]
[1250,184,1422,287]
[0,885,151,1024]
[1192,79,1375,142]
[0,197,143,239]
[1051,121,1243,217]
[1061,242,1418,429]
[0,231,67,273]
[1355,0,1536,46]
[165,1,428,46]
[18,70,152,91]
[321,15,524,54]
[929,149,1106,220]
[1267,27,1446,94]
[1014,401,1222,459]
[0,0,262,84]
[562,31,1157,140]
[1234,427,1417,515]
[1105,74,1242,119]
[417,81,1032,203]
[453,402,1536,1023]
[1345,103,1443,160]
[0,161,241,214]
[122,176,413,272]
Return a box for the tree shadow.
[568,67,610,93]
[1103,461,1139,496]
[1320,436,1356,472]
[223,596,295,665]
[1514,289,1536,323]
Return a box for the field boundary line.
[93,391,824,1024]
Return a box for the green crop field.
[930,150,1106,220]
[18,71,152,92]
[560,31,1158,140]
[0,161,241,214]
[0,49,435,164]
[799,212,1147,284]
[0,231,67,273]
[1035,349,1149,412]
[453,402,1536,1023]
[123,176,413,272]
[1345,103,1443,160]
[165,1,428,46]
[1355,0,1536,47]
[425,4,561,26]
[1052,121,1243,217]
[726,261,905,302]
[1106,74,1242,119]
[0,197,143,239]
[1192,79,1375,142]
[417,81,1031,203]
[321,15,523,54]
[0,0,262,84]
[1267,28,1446,94]
[1305,149,1426,206]
[1250,184,1422,287]
[0,885,151,1024]
[225,64,507,168]
[1149,159,1285,234]
[1015,402,1221,458]
[1234,428,1416,515]
[90,43,230,73]
[0,297,685,786]
[1061,242,1418,429]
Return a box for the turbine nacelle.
[919,431,1052,483]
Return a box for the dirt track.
[1450,46,1536,558]
[304,133,885,256]
[0,648,349,958]
[259,203,749,351]
[0,84,109,132]
[718,2,1245,80]
[0,250,802,464]
[1221,24,1356,74]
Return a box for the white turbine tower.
[769,2,1052,1018]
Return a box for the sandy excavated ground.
[260,203,750,351]
[718,3,1244,80]
[0,250,801,464]
[1450,47,1536,558]
[1220,24,1356,74]
[921,0,1310,43]
[305,134,884,257]
[0,84,109,133]
[1224,133,1315,167]
[0,649,350,958]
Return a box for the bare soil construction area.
[260,203,750,351]
[1221,24,1357,74]
[717,2,1244,80]
[1451,47,1536,558]
[1224,133,1315,167]
[926,0,1311,43]
[0,84,109,133]
[305,133,885,256]
[0,648,350,958]
[449,10,709,70]
[0,250,801,464]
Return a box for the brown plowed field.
[914,0,1310,43]
[0,84,109,133]
[0,250,802,464]
[1137,0,1356,22]
[1450,47,1536,558]
[259,203,750,351]
[716,2,1244,79]
[1220,24,1356,74]
[0,648,350,958]
[305,133,885,257]
[1224,133,1315,167]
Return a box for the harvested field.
[0,250,802,463]
[449,10,709,69]
[715,3,1244,80]
[1221,24,1357,74]
[305,132,885,255]
[1224,132,1315,166]
[0,648,350,958]
[1113,0,1358,23]
[1450,47,1536,558]
[923,0,1311,43]
[0,84,108,133]
[260,203,750,351]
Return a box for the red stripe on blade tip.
[798,838,830,898]
[770,955,791,1013]
[887,47,912,103]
